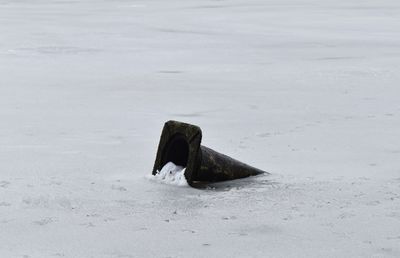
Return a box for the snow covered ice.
[1,0,400,257]
[150,162,188,186]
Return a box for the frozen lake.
[1,0,400,257]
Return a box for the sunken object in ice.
[152,120,265,186]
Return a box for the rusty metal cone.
[152,120,266,186]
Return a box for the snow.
[1,0,400,257]
[150,162,188,186]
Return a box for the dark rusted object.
[152,120,265,186]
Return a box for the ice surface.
[150,162,188,186]
[1,0,400,257]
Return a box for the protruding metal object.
[152,120,265,186]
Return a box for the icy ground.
[1,0,400,257]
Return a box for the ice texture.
[152,162,188,186]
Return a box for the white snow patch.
[149,162,189,186]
